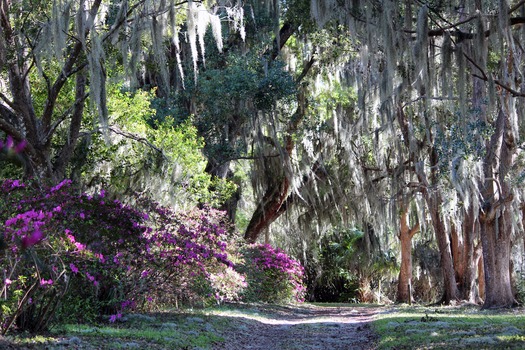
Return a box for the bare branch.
[0,93,15,110]
[107,126,167,160]
[295,56,316,84]
[510,0,525,14]
[473,73,525,97]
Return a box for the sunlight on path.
[210,305,379,350]
[211,307,376,325]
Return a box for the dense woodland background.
[2,0,525,333]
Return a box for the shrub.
[208,267,247,304]
[0,179,240,333]
[0,179,149,333]
[136,201,239,308]
[238,244,306,303]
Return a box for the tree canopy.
[2,0,525,317]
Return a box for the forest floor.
[0,303,379,349]
[207,303,379,349]
[3,303,525,349]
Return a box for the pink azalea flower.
[40,279,53,286]
[70,263,79,274]
[21,229,44,248]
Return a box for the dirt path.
[210,304,380,350]
[1,304,381,349]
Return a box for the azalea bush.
[208,267,247,305]
[134,198,240,308]
[239,244,306,303]
[0,178,149,333]
[0,177,240,333]
[0,134,303,332]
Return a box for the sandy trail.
[211,304,379,350]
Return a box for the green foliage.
[311,228,363,302]
[254,60,297,110]
[310,227,397,303]
[188,173,238,207]
[173,51,297,165]
[313,81,356,122]
[76,84,235,207]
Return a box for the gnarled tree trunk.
[396,206,419,303]
[397,106,460,304]
[451,206,482,303]
[479,109,516,309]
[244,88,307,243]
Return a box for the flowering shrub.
[0,179,149,333]
[238,244,306,303]
[136,199,239,308]
[0,178,241,333]
[208,267,247,304]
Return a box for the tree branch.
[52,70,88,177]
[42,41,84,133]
[409,222,420,239]
[473,73,525,97]
[107,126,168,160]
[0,93,15,111]
[509,1,525,15]
[296,56,316,84]
[0,115,24,141]
[0,112,37,158]
[102,0,147,43]
[43,0,104,133]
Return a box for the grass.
[373,304,525,349]
[6,310,226,349]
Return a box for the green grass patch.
[6,311,225,349]
[374,305,525,349]
[59,317,223,349]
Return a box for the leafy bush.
[208,267,247,304]
[0,179,149,333]
[238,244,306,303]
[308,227,398,303]
[136,200,239,308]
[0,179,240,333]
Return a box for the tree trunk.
[451,206,481,303]
[396,105,460,304]
[0,1,98,185]
[244,88,308,243]
[480,213,515,308]
[479,108,516,309]
[244,175,290,243]
[478,255,485,301]
[427,196,461,303]
[396,207,419,303]
[461,208,481,303]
